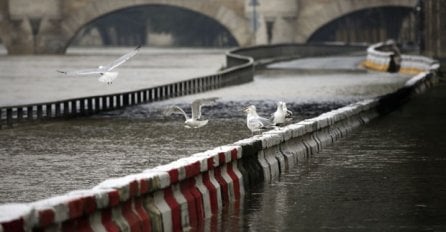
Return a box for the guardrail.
[363,40,439,74]
[0,52,254,129]
[0,43,366,130]
[1,43,439,232]
[0,70,438,232]
[227,42,366,68]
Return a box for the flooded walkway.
[0,47,226,106]
[0,56,410,203]
[229,80,446,231]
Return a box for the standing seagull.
[271,101,293,126]
[244,105,275,135]
[163,97,218,128]
[57,45,141,85]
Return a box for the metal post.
[17,107,23,121]
[415,0,425,54]
[6,108,12,127]
[250,0,259,44]
[37,105,43,119]
[95,97,100,112]
[63,101,69,116]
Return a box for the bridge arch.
[60,0,252,51]
[294,0,416,43]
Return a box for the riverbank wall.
[0,43,440,231]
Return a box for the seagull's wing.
[248,116,274,132]
[257,116,274,128]
[163,105,189,120]
[248,118,264,130]
[102,45,141,71]
[57,69,102,76]
[191,97,218,119]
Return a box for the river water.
[219,81,446,231]
[2,48,440,230]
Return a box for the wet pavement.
[221,80,446,231]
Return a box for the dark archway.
[70,5,238,48]
[308,7,416,46]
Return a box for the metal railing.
[0,43,367,129]
[0,51,254,129]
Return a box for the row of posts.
[0,43,364,129]
[0,65,253,129]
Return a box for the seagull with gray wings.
[163,97,218,128]
[271,101,293,126]
[244,105,275,135]
[57,45,141,85]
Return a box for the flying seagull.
[271,101,293,126]
[163,97,218,128]
[244,105,275,135]
[57,45,141,84]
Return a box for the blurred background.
[0,0,443,65]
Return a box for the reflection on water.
[0,100,340,203]
[215,82,446,231]
[0,57,411,204]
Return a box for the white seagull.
[57,45,141,85]
[244,105,275,135]
[163,97,218,129]
[272,101,293,125]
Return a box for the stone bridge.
[0,0,416,54]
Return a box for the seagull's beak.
[242,107,249,113]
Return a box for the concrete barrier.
[0,41,440,231]
[364,41,439,74]
[399,54,440,75]
[0,53,253,130]
[0,69,438,231]
[0,43,366,130]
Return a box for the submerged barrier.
[0,71,439,231]
[0,43,365,129]
[0,42,440,231]
[0,50,254,129]
[364,40,439,74]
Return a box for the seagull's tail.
[57,70,67,75]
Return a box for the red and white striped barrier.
[0,69,439,232]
